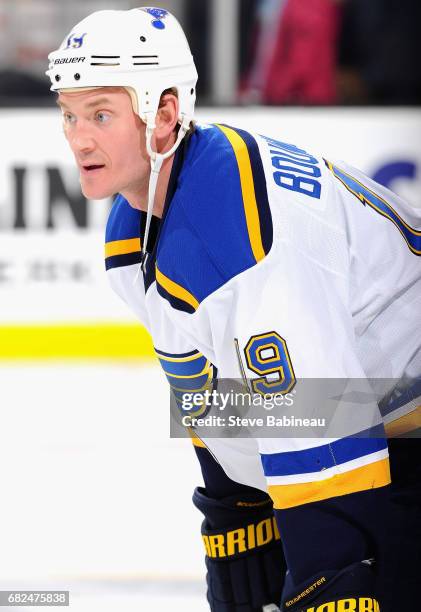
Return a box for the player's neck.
[122,153,174,218]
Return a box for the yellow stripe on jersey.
[326,160,421,256]
[216,124,266,263]
[385,405,421,437]
[156,352,206,364]
[155,265,200,312]
[188,429,207,448]
[105,237,141,258]
[268,458,391,509]
[160,361,212,379]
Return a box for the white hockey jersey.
[105,123,421,509]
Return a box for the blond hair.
[58,86,178,116]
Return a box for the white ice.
[0,363,208,610]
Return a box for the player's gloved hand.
[193,486,287,612]
[280,559,380,611]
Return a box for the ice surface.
[0,362,207,610]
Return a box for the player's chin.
[79,177,113,200]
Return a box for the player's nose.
[68,121,96,154]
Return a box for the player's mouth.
[80,164,105,175]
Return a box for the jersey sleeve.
[105,194,152,328]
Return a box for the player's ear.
[155,93,179,140]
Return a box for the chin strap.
[139,112,190,273]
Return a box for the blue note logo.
[65,33,87,50]
[141,7,169,29]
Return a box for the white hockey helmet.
[46,7,198,127]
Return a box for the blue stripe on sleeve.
[261,424,387,477]
[158,354,208,376]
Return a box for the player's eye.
[62,112,75,124]
[95,111,110,124]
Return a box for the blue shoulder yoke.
[155,124,273,313]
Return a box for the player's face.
[57,87,149,200]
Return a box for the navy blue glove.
[193,486,287,611]
[281,559,380,612]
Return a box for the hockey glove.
[281,559,380,612]
[193,486,287,612]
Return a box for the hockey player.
[46,8,421,612]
